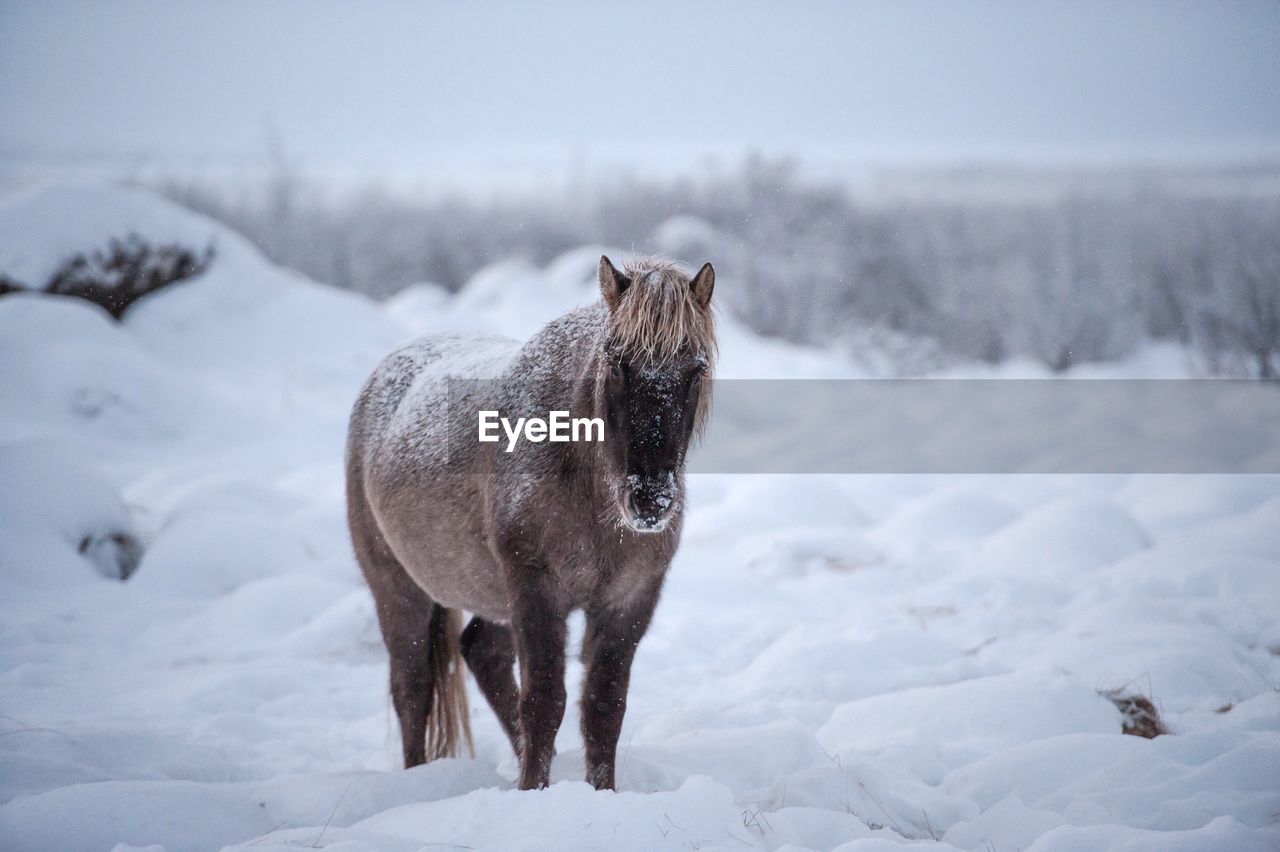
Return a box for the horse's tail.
[426,605,474,760]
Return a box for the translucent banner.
[444,379,1280,474]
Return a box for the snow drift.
[1,184,1277,851]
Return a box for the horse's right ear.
[599,255,630,309]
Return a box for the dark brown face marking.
[603,347,708,531]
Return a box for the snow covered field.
[1,185,1278,851]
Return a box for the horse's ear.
[599,255,630,309]
[690,262,715,308]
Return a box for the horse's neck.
[509,307,603,406]
[501,307,610,487]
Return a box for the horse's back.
[347,331,518,622]
[351,332,515,457]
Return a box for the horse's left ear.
[690,262,715,308]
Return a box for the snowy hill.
[1,184,1277,851]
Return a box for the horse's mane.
[609,258,717,368]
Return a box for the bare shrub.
[43,235,214,319]
[1101,688,1169,738]
[2,235,213,318]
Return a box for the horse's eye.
[609,362,623,381]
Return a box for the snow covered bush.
[1,234,212,319]
[43,235,214,319]
[0,183,227,323]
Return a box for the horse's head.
[595,255,716,533]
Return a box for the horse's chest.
[550,556,601,606]
[549,533,669,612]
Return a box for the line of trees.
[156,158,1280,376]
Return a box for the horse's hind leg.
[370,559,440,767]
[460,616,521,753]
[349,498,438,767]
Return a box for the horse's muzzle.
[622,481,677,533]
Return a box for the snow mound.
[0,439,143,586]
[0,183,259,287]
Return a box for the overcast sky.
[2,0,1279,184]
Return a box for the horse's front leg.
[580,586,661,791]
[510,574,568,790]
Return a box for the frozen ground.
[1,185,1278,851]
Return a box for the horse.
[345,255,716,790]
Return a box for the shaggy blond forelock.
[609,258,717,366]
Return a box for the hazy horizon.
[3,0,1280,190]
